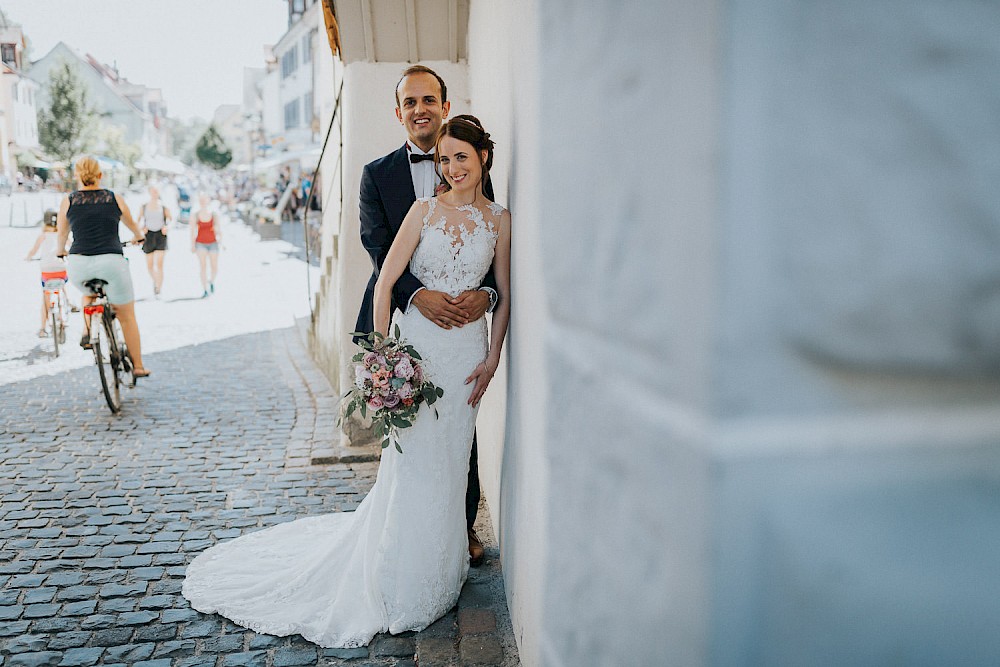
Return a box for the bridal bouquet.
[340,326,444,452]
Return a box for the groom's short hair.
[395,65,448,108]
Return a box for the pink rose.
[367,395,384,410]
[383,394,400,408]
[394,357,414,379]
[363,351,379,368]
[372,369,392,387]
[397,382,414,400]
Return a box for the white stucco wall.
[466,1,547,665]
[485,0,1000,665]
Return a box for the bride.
[182,114,511,648]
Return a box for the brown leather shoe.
[468,529,485,567]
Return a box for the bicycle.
[82,277,136,413]
[41,275,68,356]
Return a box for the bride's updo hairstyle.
[74,156,101,187]
[434,114,495,197]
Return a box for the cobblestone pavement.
[0,327,519,667]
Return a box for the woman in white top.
[138,185,172,297]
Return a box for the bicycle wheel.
[112,317,134,383]
[56,298,66,345]
[51,309,60,357]
[94,314,122,413]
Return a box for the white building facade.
[0,17,40,179]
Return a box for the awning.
[135,154,187,175]
[253,147,322,172]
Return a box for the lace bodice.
[410,197,503,296]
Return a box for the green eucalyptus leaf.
[435,387,444,398]
[395,441,403,453]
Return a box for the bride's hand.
[465,360,497,407]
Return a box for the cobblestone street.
[0,327,518,667]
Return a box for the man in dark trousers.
[356,65,498,566]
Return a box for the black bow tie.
[409,152,435,163]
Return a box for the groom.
[355,65,497,566]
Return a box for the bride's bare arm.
[373,202,424,336]
[466,210,511,407]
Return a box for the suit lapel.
[385,145,415,231]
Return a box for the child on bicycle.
[24,210,70,338]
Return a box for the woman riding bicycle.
[56,156,151,378]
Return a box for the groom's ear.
[395,107,404,124]
[442,101,451,119]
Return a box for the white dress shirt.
[403,141,497,315]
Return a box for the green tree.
[195,124,232,169]
[37,60,95,163]
[98,125,141,172]
[168,116,209,166]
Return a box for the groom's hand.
[412,290,470,329]
[452,290,490,323]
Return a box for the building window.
[302,32,313,63]
[1,44,15,67]
[281,45,298,79]
[303,93,313,127]
[284,99,300,130]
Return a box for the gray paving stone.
[119,610,159,625]
[29,617,77,633]
[151,639,196,658]
[373,635,416,657]
[321,646,370,659]
[0,604,24,620]
[55,585,98,601]
[221,651,267,667]
[90,626,134,646]
[61,600,98,616]
[272,647,319,666]
[4,634,48,654]
[46,631,91,650]
[134,623,177,642]
[203,634,245,653]
[175,658,216,667]
[22,603,61,619]
[99,582,146,598]
[56,647,104,667]
[160,607,201,624]
[97,598,136,614]
[136,594,173,610]
[248,633,284,649]
[102,643,155,663]
[7,652,63,667]
[132,660,172,667]
[179,618,220,638]
[22,587,57,604]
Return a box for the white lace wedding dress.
[182,197,503,648]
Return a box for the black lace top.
[68,189,123,256]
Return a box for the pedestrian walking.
[138,184,171,298]
[191,194,221,298]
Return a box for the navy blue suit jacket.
[355,144,497,339]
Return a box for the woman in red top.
[190,194,221,298]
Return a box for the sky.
[1,0,288,121]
